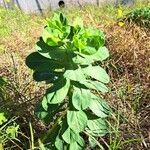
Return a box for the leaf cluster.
[0,113,19,149]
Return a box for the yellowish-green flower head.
[118,21,125,27]
[117,7,123,18]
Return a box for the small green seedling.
[26,13,111,149]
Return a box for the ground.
[0,1,150,149]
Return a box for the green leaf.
[67,110,87,132]
[0,112,7,125]
[26,51,64,82]
[89,98,110,118]
[35,103,63,124]
[76,136,85,148]
[88,136,97,148]
[42,96,49,111]
[25,52,63,71]
[70,129,85,147]
[61,121,85,147]
[81,46,97,55]
[45,79,70,104]
[67,26,74,40]
[84,27,105,39]
[80,80,108,93]
[72,87,91,110]
[69,141,82,150]
[55,135,64,150]
[64,68,86,82]
[6,125,19,139]
[62,127,71,144]
[82,65,110,83]
[47,13,68,32]
[85,27,105,48]
[72,54,92,65]
[86,47,109,61]
[61,127,85,148]
[42,27,62,46]
[96,47,109,61]
[75,47,109,63]
[55,129,69,150]
[36,39,67,61]
[59,13,68,26]
[73,35,86,50]
[87,118,108,137]
[33,71,59,82]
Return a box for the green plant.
[26,12,111,149]
[0,113,19,149]
[125,7,150,28]
[107,114,142,150]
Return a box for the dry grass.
[104,22,150,149]
[106,22,149,84]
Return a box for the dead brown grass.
[104,22,150,149]
[106,22,149,83]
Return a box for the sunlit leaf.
[87,118,108,137]
[62,127,71,144]
[72,87,91,110]
[89,98,111,118]
[67,110,87,132]
[83,65,110,83]
[0,112,7,125]
[81,80,108,93]
[64,68,86,82]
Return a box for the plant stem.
[29,122,34,150]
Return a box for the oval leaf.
[64,68,86,82]
[72,87,91,110]
[80,80,108,93]
[87,118,108,137]
[62,127,71,144]
[76,47,109,63]
[82,66,110,83]
[45,79,70,104]
[89,98,110,118]
[26,52,63,71]
[69,141,83,150]
[67,110,87,132]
